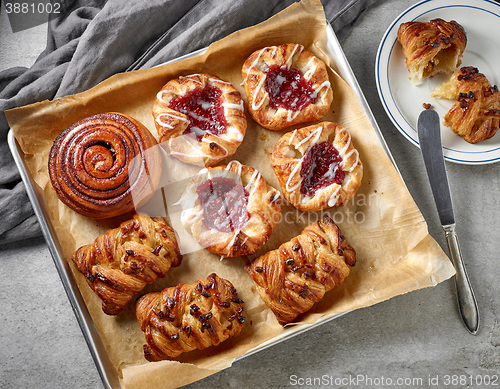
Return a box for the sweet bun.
[153,73,246,166]
[271,122,362,212]
[242,43,333,131]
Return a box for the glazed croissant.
[431,66,500,143]
[245,215,355,325]
[397,18,466,84]
[71,213,182,315]
[136,273,245,361]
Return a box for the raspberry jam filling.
[168,85,227,141]
[300,142,345,197]
[264,65,317,111]
[196,177,250,233]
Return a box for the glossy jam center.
[169,85,227,141]
[264,65,317,111]
[300,142,345,197]
[196,177,250,233]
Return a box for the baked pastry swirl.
[179,161,281,258]
[48,112,161,219]
[136,273,245,361]
[71,213,182,315]
[431,66,500,143]
[241,43,333,131]
[153,73,247,167]
[397,18,467,85]
[245,215,355,325]
[271,122,362,212]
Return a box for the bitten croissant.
[71,213,182,315]
[136,273,245,361]
[245,215,355,325]
[431,66,500,143]
[397,18,466,84]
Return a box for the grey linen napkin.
[0,0,379,245]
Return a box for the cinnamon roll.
[48,112,161,219]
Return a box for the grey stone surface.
[1,0,499,388]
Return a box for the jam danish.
[48,112,161,219]
[179,161,281,258]
[241,43,333,131]
[397,18,467,85]
[71,213,182,315]
[245,215,356,325]
[271,122,362,212]
[431,66,500,143]
[136,273,245,360]
[153,73,246,167]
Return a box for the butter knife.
[417,109,479,335]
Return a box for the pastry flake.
[245,215,355,325]
[271,122,362,212]
[48,112,161,219]
[136,273,245,360]
[71,213,182,315]
[397,18,466,85]
[432,66,500,143]
[179,161,281,258]
[153,73,246,167]
[242,43,333,131]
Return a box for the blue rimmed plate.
[376,0,500,164]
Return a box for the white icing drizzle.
[251,76,267,111]
[286,109,301,122]
[222,100,244,111]
[310,81,331,101]
[288,129,297,145]
[156,90,170,104]
[295,126,323,150]
[302,58,317,81]
[285,160,303,192]
[224,160,243,178]
[242,46,277,84]
[155,112,189,129]
[284,44,304,69]
[327,185,342,207]
[209,77,232,86]
[337,131,360,172]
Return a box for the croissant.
[431,66,500,143]
[397,18,466,85]
[136,273,245,361]
[71,213,182,315]
[245,215,355,325]
[48,112,161,219]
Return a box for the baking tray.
[8,23,396,388]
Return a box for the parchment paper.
[7,0,456,387]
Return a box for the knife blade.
[417,109,479,335]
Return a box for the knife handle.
[443,224,480,335]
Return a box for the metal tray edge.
[7,131,120,389]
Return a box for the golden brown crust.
[48,112,161,219]
[136,273,245,361]
[179,161,281,258]
[153,73,246,167]
[431,66,500,143]
[271,122,362,212]
[71,213,182,315]
[397,18,466,84]
[241,43,333,131]
[245,215,355,325]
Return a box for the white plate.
[376,0,500,164]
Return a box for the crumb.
[423,103,432,109]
